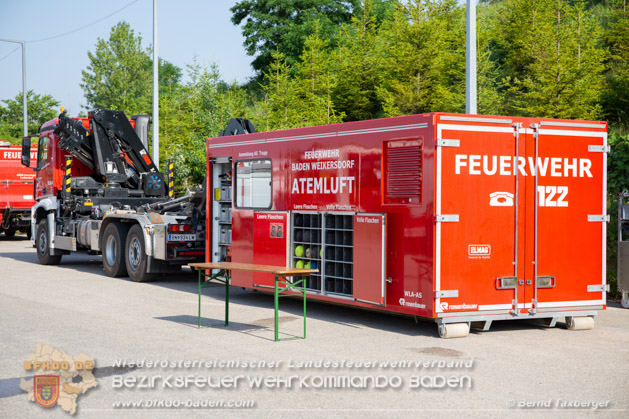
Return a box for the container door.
[353,214,386,306]
[527,122,607,311]
[436,118,522,315]
[252,211,289,288]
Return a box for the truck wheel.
[36,219,62,265]
[102,222,129,277]
[125,224,154,282]
[4,228,16,237]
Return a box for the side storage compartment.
[324,214,353,296]
[289,212,385,304]
[210,158,232,264]
[291,213,322,291]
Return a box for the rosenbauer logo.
[439,302,479,312]
[398,298,426,309]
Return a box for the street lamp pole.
[465,0,477,115]
[0,38,28,137]
[21,41,27,136]
[152,0,159,167]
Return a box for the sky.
[0,0,255,115]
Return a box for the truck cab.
[31,118,93,202]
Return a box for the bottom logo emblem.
[34,375,59,408]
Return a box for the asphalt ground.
[0,235,628,418]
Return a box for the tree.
[333,0,384,121]
[495,0,606,119]
[602,0,629,131]
[0,91,59,143]
[158,58,183,91]
[376,0,465,117]
[231,0,357,76]
[292,22,345,126]
[476,2,503,115]
[158,61,254,192]
[81,21,152,115]
[255,51,303,130]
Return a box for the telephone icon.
[489,192,514,207]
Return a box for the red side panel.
[0,146,37,210]
[436,115,607,317]
[252,212,289,287]
[530,125,607,308]
[437,120,518,314]
[230,209,254,287]
[353,214,386,305]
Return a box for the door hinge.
[588,214,610,222]
[588,145,610,153]
[435,290,459,299]
[528,299,537,315]
[436,139,460,147]
[587,284,609,292]
[435,214,459,223]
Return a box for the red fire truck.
[206,113,608,338]
[22,109,204,282]
[0,141,36,237]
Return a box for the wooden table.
[188,262,318,341]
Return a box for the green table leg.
[274,276,308,341]
[225,271,229,326]
[303,279,307,339]
[198,269,229,328]
[274,274,279,342]
[198,269,202,328]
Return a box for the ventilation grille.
[384,139,422,204]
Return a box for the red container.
[0,143,37,231]
[206,113,608,337]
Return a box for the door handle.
[496,277,517,289]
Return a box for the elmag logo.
[20,344,97,415]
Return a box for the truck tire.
[125,224,155,282]
[36,219,62,265]
[4,228,16,237]
[102,222,129,277]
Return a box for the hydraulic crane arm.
[54,109,164,196]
